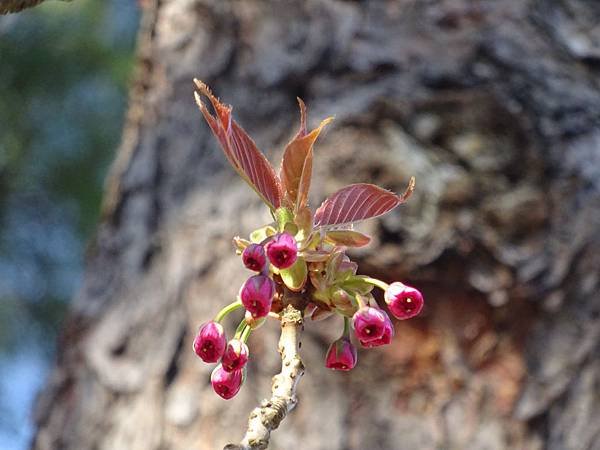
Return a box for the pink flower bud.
[360,312,394,347]
[266,233,298,269]
[352,306,387,343]
[240,275,275,318]
[210,364,243,400]
[384,282,424,320]
[193,321,226,363]
[242,244,267,272]
[325,337,357,371]
[221,339,249,372]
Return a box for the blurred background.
[0,2,139,448]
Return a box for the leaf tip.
[320,116,335,129]
[193,78,211,96]
[193,91,204,109]
[296,97,307,135]
[400,176,416,202]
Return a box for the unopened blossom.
[240,275,275,318]
[211,365,243,400]
[325,337,357,371]
[222,339,249,372]
[193,321,226,363]
[266,233,298,269]
[360,311,394,347]
[352,306,387,343]
[242,243,267,272]
[384,282,424,320]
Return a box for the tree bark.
[33,1,600,450]
[1,0,51,15]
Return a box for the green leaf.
[280,257,308,292]
[340,277,374,295]
[250,225,276,243]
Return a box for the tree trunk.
[32,1,600,449]
[1,0,50,15]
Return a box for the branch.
[224,301,305,450]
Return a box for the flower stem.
[233,319,247,339]
[240,324,252,343]
[215,300,243,323]
[357,276,390,291]
[342,316,350,337]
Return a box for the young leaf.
[294,206,313,241]
[280,99,333,212]
[310,306,335,321]
[280,257,308,292]
[194,79,282,210]
[250,225,276,243]
[325,230,371,247]
[300,250,331,262]
[233,236,251,253]
[314,182,412,228]
[274,207,294,232]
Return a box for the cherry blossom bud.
[240,275,275,318]
[242,244,267,272]
[266,233,298,269]
[352,306,387,343]
[325,337,358,371]
[221,339,249,372]
[210,364,243,400]
[360,312,394,347]
[384,282,424,320]
[193,321,226,363]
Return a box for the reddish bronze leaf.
[194,79,282,210]
[314,183,407,227]
[325,230,371,247]
[280,99,332,212]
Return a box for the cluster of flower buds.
[193,318,250,399]
[192,80,425,398]
[193,207,424,398]
[322,276,423,370]
[193,228,304,399]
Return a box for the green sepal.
[280,257,308,292]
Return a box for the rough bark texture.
[33,1,600,449]
[1,0,51,15]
